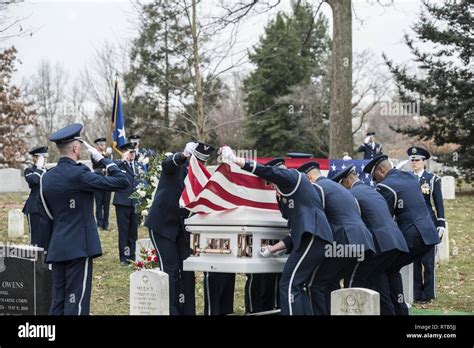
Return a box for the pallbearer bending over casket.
[220,146,334,315]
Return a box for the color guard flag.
[111,80,126,150]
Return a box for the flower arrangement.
[130,153,166,225]
[131,247,160,270]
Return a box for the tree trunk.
[326,0,352,158]
[191,0,205,141]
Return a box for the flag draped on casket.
[179,156,278,214]
[328,159,375,187]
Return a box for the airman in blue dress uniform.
[357,131,383,160]
[407,147,445,303]
[113,142,141,265]
[364,154,440,315]
[145,141,214,315]
[297,162,375,315]
[244,158,283,314]
[39,123,130,315]
[23,146,48,247]
[331,164,409,315]
[221,146,334,315]
[91,137,113,231]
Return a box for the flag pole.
[110,76,123,158]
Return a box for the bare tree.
[28,60,69,137]
[0,1,36,42]
[351,50,392,138]
[81,40,132,139]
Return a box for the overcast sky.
[5,0,425,84]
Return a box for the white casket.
[183,207,289,273]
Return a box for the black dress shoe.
[120,261,129,267]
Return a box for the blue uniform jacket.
[39,157,130,263]
[22,165,46,214]
[144,153,190,241]
[375,168,440,248]
[416,170,446,228]
[113,160,140,207]
[313,177,375,253]
[349,181,408,254]
[357,142,382,160]
[242,160,333,253]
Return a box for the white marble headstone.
[331,288,380,315]
[441,176,455,200]
[130,269,169,315]
[0,168,22,193]
[8,209,24,238]
[135,238,153,261]
[400,263,414,305]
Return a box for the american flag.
[327,159,375,187]
[179,155,279,214]
[179,157,375,214]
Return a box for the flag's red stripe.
[181,186,190,206]
[217,164,274,190]
[185,197,229,211]
[203,181,278,210]
[188,167,204,197]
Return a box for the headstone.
[135,238,153,261]
[400,263,414,304]
[0,168,22,193]
[331,288,380,315]
[441,176,455,200]
[436,222,449,264]
[0,245,52,315]
[130,269,169,315]
[8,209,24,238]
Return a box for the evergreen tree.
[384,0,473,178]
[125,0,192,151]
[243,1,331,156]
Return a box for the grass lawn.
[1,192,473,315]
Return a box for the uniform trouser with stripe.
[26,213,41,246]
[413,246,436,301]
[343,249,401,315]
[149,229,196,315]
[94,191,111,229]
[309,255,357,315]
[49,257,93,315]
[244,273,280,313]
[115,205,138,262]
[203,272,235,315]
[279,233,327,315]
[386,233,434,315]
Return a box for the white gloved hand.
[364,136,370,144]
[83,141,104,162]
[106,147,112,155]
[259,245,272,258]
[36,155,45,169]
[183,142,198,158]
[220,146,236,163]
[437,227,445,240]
